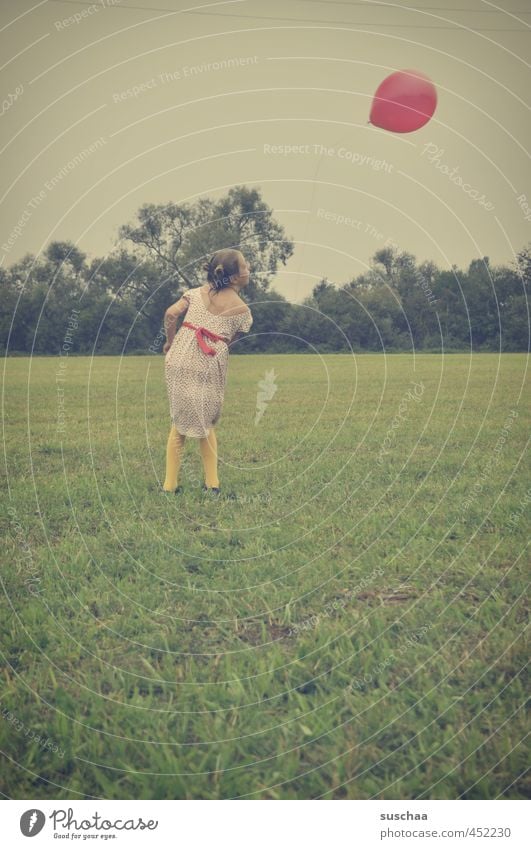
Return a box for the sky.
[1,0,530,302]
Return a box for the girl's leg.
[199,427,219,488]
[163,425,186,491]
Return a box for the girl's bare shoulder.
[202,284,249,316]
[226,299,250,315]
[224,297,250,316]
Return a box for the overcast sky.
[2,0,530,302]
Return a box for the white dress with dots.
[164,287,253,438]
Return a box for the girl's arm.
[163,295,189,352]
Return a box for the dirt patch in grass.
[236,621,293,645]
[355,586,418,605]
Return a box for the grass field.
[1,353,529,800]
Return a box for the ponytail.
[202,249,241,292]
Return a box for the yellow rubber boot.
[163,425,186,491]
[199,427,219,488]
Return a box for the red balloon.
[370,69,437,133]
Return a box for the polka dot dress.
[164,287,253,438]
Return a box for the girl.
[162,249,253,494]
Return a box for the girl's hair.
[202,249,242,292]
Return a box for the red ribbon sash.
[182,321,230,356]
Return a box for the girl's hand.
[163,342,171,354]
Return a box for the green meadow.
[1,353,529,799]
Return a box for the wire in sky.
[45,0,531,30]
[302,0,531,12]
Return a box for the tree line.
[1,185,529,355]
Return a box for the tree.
[44,242,86,278]
[1,232,529,355]
[118,185,294,301]
[514,243,531,286]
